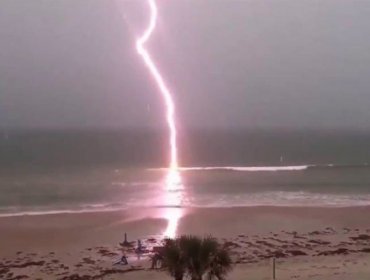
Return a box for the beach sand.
[1,206,370,279]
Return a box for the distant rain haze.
[0,0,370,130]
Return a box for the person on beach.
[150,252,163,269]
[135,239,143,260]
[120,232,130,247]
[136,239,143,253]
[114,254,128,265]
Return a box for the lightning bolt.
[136,0,183,238]
[136,0,180,184]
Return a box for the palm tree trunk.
[174,271,183,280]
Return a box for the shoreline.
[2,203,370,218]
[1,205,370,250]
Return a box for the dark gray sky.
[1,0,370,130]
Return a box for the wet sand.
[1,206,370,279]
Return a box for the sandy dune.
[1,206,370,279]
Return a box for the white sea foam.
[149,165,310,172]
[0,204,127,217]
[149,163,370,172]
[187,192,370,208]
[180,165,309,171]
[2,191,370,217]
[2,163,370,217]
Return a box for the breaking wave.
[151,163,369,172]
[2,191,370,217]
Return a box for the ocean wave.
[2,191,370,217]
[180,166,309,171]
[149,165,308,172]
[188,191,370,208]
[307,163,369,170]
[0,203,127,218]
[149,163,369,172]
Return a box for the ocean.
[0,128,369,216]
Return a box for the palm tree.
[162,235,232,280]
[162,238,186,280]
[206,247,232,280]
